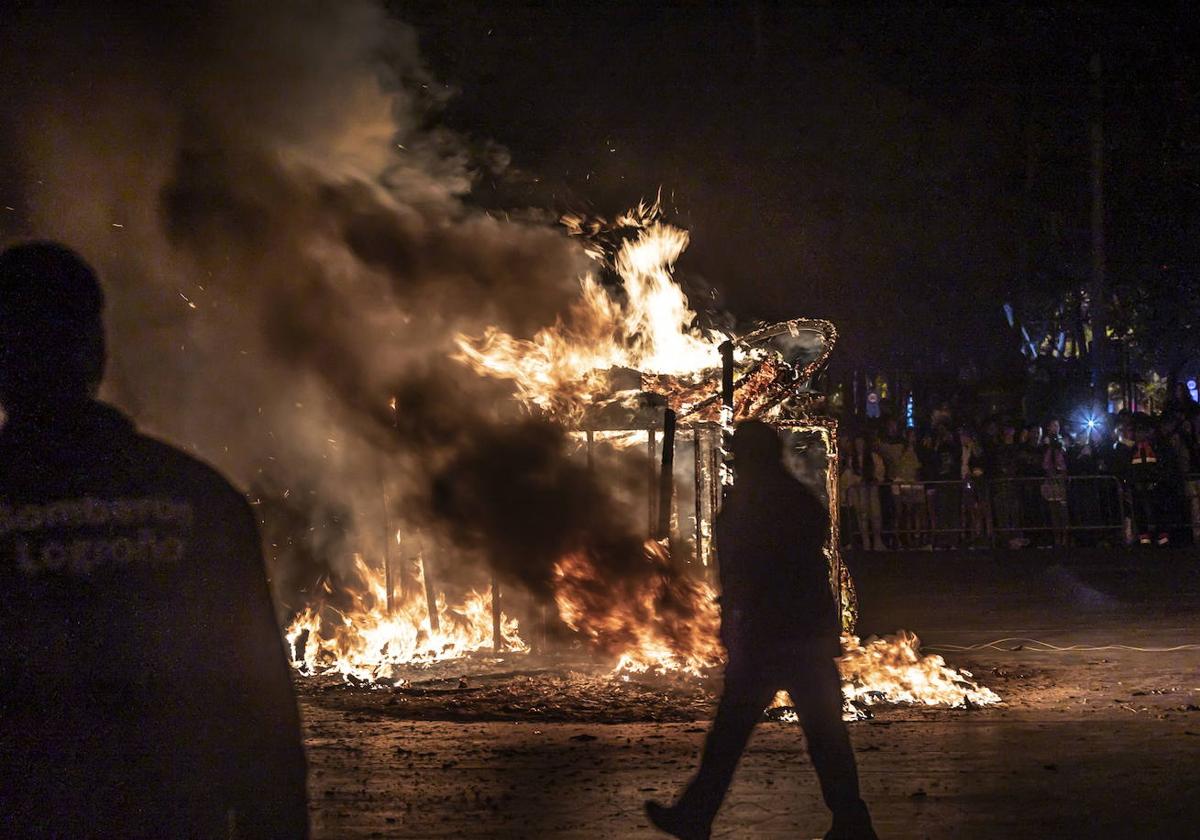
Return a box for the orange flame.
[838,631,1000,708]
[553,541,723,676]
[455,207,729,423]
[286,552,526,683]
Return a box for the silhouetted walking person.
[647,421,876,840]
[0,243,308,838]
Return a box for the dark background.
[397,2,1199,385]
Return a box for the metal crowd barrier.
[1127,471,1200,543]
[1183,473,1200,543]
[839,475,1128,550]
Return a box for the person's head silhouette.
[730,420,784,476]
[0,242,106,419]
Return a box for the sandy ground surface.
[301,549,1200,839]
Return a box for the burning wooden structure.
[287,204,998,712]
[572,316,857,631]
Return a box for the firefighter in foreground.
[0,242,308,838]
[646,420,877,840]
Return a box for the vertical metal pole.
[1089,52,1109,407]
[657,409,677,542]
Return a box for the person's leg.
[1046,491,1064,546]
[1133,483,1153,543]
[787,658,875,837]
[924,487,938,548]
[839,505,855,548]
[983,483,995,544]
[898,497,914,548]
[879,482,895,549]
[1150,481,1169,545]
[1146,483,1160,539]
[935,485,954,548]
[942,484,963,547]
[1188,480,1200,545]
[850,489,870,550]
[866,486,885,551]
[672,663,775,829]
[969,489,985,543]
[905,493,922,547]
[995,487,1015,544]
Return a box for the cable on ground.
[923,637,1200,654]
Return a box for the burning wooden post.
[719,339,735,497]
[692,428,704,567]
[379,478,394,616]
[657,408,677,543]
[492,576,503,653]
[693,426,718,575]
[384,395,401,613]
[646,426,657,536]
[419,543,439,634]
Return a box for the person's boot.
[824,799,878,840]
[644,800,711,840]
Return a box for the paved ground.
[302,548,1200,838]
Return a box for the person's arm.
[221,496,309,839]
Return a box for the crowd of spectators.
[837,383,1200,550]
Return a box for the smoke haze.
[0,0,666,621]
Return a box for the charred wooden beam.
[646,427,657,536]
[657,408,676,541]
[719,340,735,496]
[420,545,439,634]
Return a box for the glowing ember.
[286,552,526,683]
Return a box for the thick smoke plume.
[0,0,699,642]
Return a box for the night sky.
[0,3,1195,380]
[398,3,1198,372]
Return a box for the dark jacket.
[716,464,839,660]
[989,441,1021,479]
[0,401,308,839]
[1110,438,1136,483]
[1129,439,1163,485]
[933,440,961,481]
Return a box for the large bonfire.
[287,201,999,713]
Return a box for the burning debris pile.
[839,631,1001,709]
[287,552,526,684]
